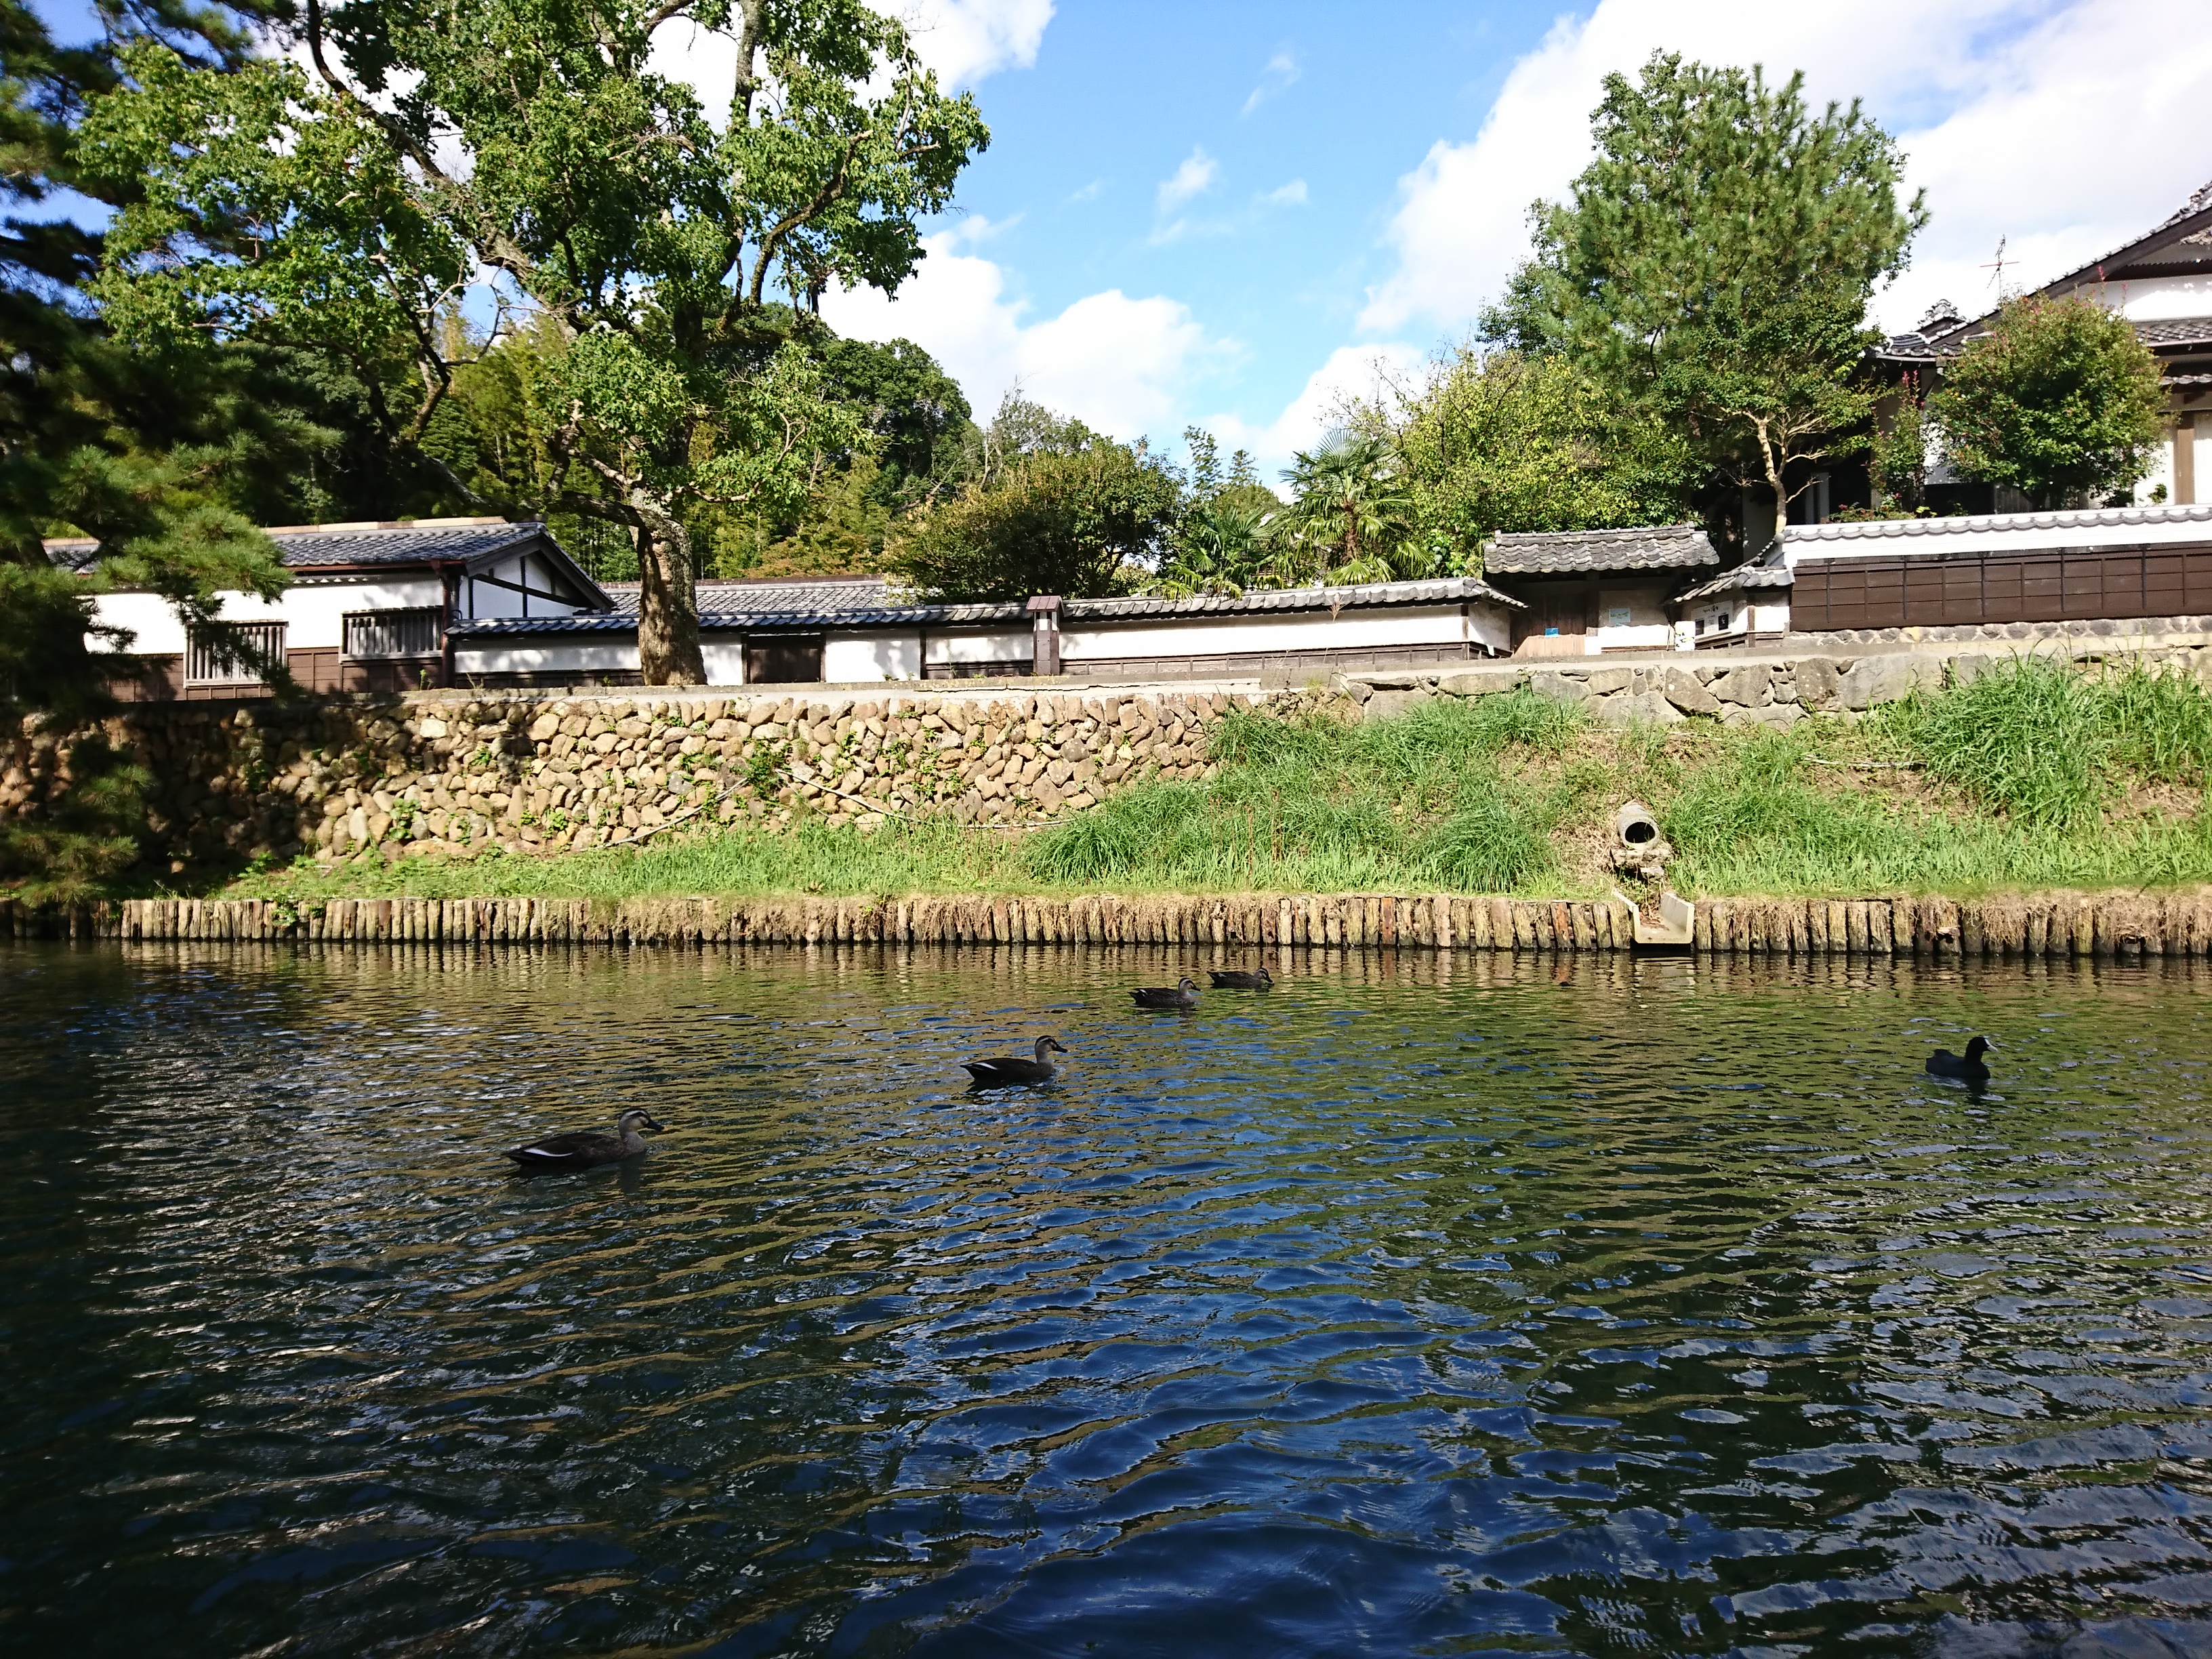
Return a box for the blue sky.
[811,0,2212,478]
[29,0,2212,483]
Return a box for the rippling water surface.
[8,943,2212,1656]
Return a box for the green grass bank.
[188,655,2212,906]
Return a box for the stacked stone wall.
[0,687,1258,872]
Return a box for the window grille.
[344,607,443,659]
[184,621,286,685]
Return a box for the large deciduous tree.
[1357,346,1689,571]
[1927,295,2169,509]
[1483,52,1923,527]
[81,0,988,683]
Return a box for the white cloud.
[821,234,1222,438]
[897,0,1054,89]
[1258,180,1309,207]
[1157,146,1220,213]
[1204,344,1429,481]
[649,0,1050,125]
[1068,178,1105,203]
[1357,0,2212,337]
[1242,48,1299,117]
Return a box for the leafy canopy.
[890,396,1180,601]
[1483,53,1923,518]
[81,0,989,682]
[1927,295,2168,510]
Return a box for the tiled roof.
[1782,501,2212,546]
[1677,564,1795,602]
[1483,524,1717,577]
[449,573,1527,639]
[603,577,906,618]
[46,518,549,573]
[1885,312,2212,362]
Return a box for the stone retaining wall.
[1350,635,2212,727]
[1,687,1256,872]
[7,889,2206,958]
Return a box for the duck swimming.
[1132,976,1200,1010]
[1926,1036,1996,1084]
[964,1036,1067,1088]
[504,1109,665,1173]
[1208,966,1273,990]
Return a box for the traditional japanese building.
[1877,180,2212,513]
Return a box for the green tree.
[1151,427,1279,596]
[1362,346,1687,568]
[1927,295,2169,509]
[81,0,987,684]
[1483,53,1923,521]
[2,0,313,893]
[890,415,1180,601]
[1866,370,1930,513]
[1279,430,1416,583]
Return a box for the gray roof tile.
[1484,524,1717,576]
[1677,565,1795,602]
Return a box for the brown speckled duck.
[505,1109,665,1173]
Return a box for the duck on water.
[506,1109,665,1172]
[1208,966,1273,990]
[965,1036,1068,1088]
[1926,1036,1996,1085]
[1133,977,1201,1010]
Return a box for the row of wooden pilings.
[3,890,2211,957]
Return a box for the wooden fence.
[4,890,2209,957]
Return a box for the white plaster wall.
[1753,598,1793,634]
[91,577,443,654]
[825,632,920,682]
[2069,274,2212,323]
[2136,438,2177,507]
[464,553,584,619]
[1065,604,1483,661]
[451,641,638,676]
[1589,583,1675,653]
[926,628,1031,665]
[701,638,747,685]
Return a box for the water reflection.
[3,941,2211,1656]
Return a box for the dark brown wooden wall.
[1792,543,2212,631]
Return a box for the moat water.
[6,942,2212,1657]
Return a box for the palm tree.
[1153,495,1278,596]
[1278,430,1417,583]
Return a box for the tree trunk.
[634,498,704,685]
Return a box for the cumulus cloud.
[1357,0,2212,338]
[1257,180,1309,207]
[1204,344,1429,482]
[821,234,1222,439]
[897,0,1054,89]
[1242,49,1299,117]
[1157,147,1220,214]
[649,0,1050,123]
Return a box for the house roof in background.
[1880,182,2212,363]
[46,518,613,606]
[1483,524,1718,577]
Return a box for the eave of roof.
[1677,565,1795,602]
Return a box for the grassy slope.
[209,657,2212,905]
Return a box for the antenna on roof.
[1980,236,2011,297]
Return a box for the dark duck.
[505,1109,665,1172]
[1208,966,1273,989]
[1925,1036,1996,1085]
[964,1036,1067,1088]
[1132,976,1200,1010]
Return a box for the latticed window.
[184,621,286,685]
[344,607,443,659]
